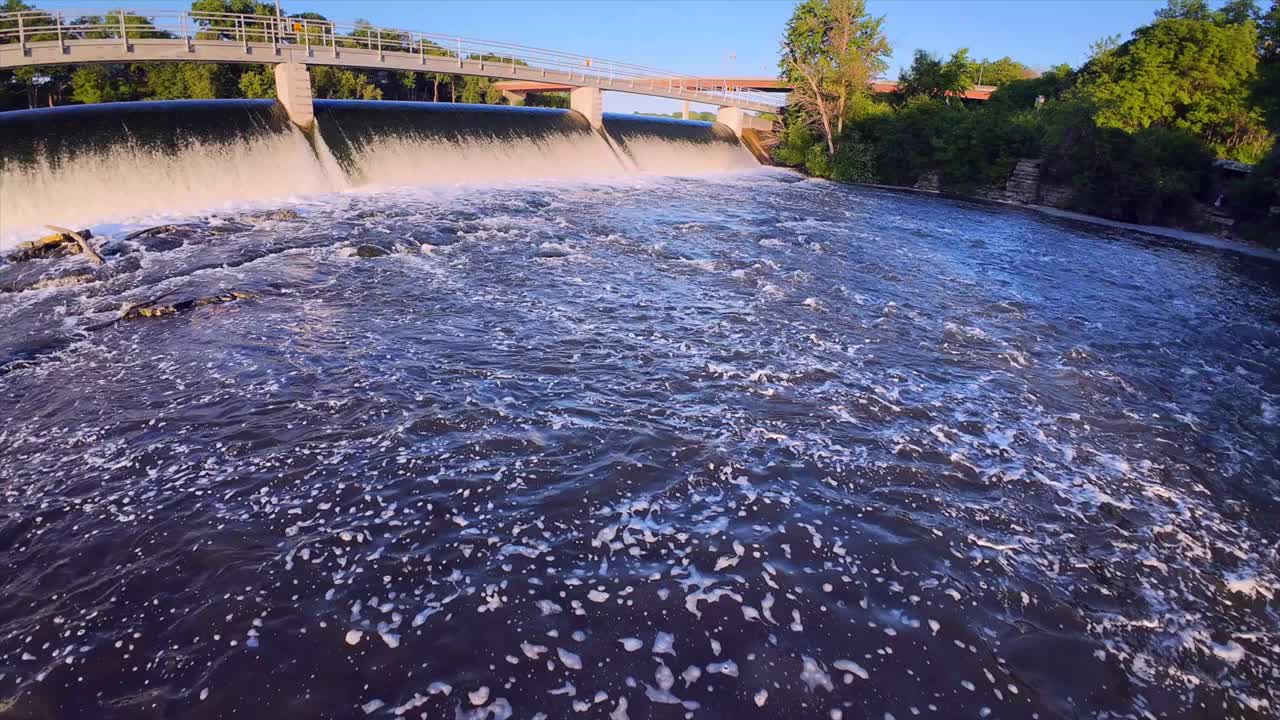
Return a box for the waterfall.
[0,98,761,245]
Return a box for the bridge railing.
[0,8,785,108]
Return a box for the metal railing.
[0,7,785,108]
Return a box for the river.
[0,103,1278,720]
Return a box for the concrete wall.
[570,87,603,130]
[716,106,773,137]
[273,62,314,131]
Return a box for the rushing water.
[1,104,1279,720]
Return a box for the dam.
[0,99,762,238]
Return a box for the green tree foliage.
[526,92,569,109]
[897,48,973,99]
[970,56,1035,87]
[459,75,501,104]
[1075,13,1270,161]
[1156,0,1213,20]
[773,0,1280,233]
[779,0,890,158]
[144,62,223,99]
[1220,0,1262,25]
[1256,1,1280,131]
[309,66,382,100]
[1041,98,1214,224]
[1230,2,1280,246]
[237,65,275,98]
[987,64,1074,110]
[70,65,128,104]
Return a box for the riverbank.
[852,181,1280,262]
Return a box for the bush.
[1044,110,1214,225]
[773,120,821,170]
[803,142,832,177]
[832,140,875,182]
[1227,147,1280,246]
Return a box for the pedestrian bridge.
[0,7,782,134]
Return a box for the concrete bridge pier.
[570,87,603,130]
[716,106,772,138]
[502,90,527,106]
[716,106,745,136]
[682,100,690,120]
[274,62,315,132]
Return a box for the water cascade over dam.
[0,99,759,236]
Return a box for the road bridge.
[496,78,997,118]
[0,7,783,135]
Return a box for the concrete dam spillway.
[0,99,760,236]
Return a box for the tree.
[779,0,890,159]
[971,56,1035,87]
[1219,0,1262,25]
[237,65,275,98]
[1256,1,1280,131]
[1075,14,1270,161]
[460,75,501,104]
[143,62,224,99]
[1156,0,1212,20]
[191,0,282,41]
[988,63,1074,110]
[309,66,382,100]
[898,48,973,99]
[428,73,450,102]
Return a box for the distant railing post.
[119,10,127,50]
[55,12,63,52]
[303,19,310,53]
[376,29,382,60]
[456,37,461,67]
[16,13,23,53]
[418,33,424,64]
[181,13,190,52]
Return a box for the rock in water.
[241,209,300,222]
[345,243,389,257]
[6,229,94,263]
[124,290,255,320]
[536,242,573,258]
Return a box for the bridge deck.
[499,79,998,102]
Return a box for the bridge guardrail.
[0,8,785,109]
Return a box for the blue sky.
[45,0,1173,113]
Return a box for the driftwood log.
[44,225,104,266]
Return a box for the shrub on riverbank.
[1227,147,1280,245]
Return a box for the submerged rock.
[241,209,300,222]
[28,272,96,291]
[0,264,97,293]
[536,242,574,258]
[340,244,392,258]
[124,290,255,320]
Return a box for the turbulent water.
[2,105,1279,720]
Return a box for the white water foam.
[2,110,762,248]
[1,131,339,245]
[344,133,625,187]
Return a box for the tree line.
[777,0,1280,245]
[0,0,569,110]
